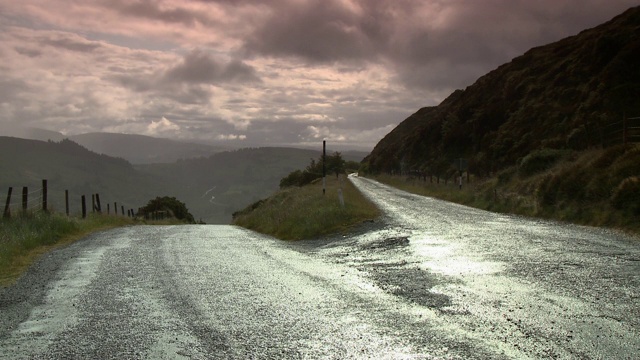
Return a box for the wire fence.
[2,179,139,220]
[601,115,640,146]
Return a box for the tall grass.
[0,212,135,286]
[371,145,640,236]
[233,175,380,240]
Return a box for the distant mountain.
[0,137,161,215]
[363,6,640,176]
[137,147,323,223]
[0,137,331,223]
[0,126,65,142]
[69,133,227,164]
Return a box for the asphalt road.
[1,176,639,359]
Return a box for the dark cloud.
[14,46,42,57]
[241,0,638,90]
[164,49,261,84]
[105,0,209,27]
[0,78,30,104]
[2,0,638,150]
[40,37,102,52]
[242,0,377,63]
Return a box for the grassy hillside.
[232,175,379,240]
[360,6,640,232]
[363,6,640,176]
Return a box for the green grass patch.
[232,176,380,240]
[0,212,136,286]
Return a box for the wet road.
[1,176,639,359]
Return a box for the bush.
[519,149,567,177]
[139,196,195,223]
[611,177,640,213]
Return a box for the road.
[1,176,639,359]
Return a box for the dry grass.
[232,175,380,240]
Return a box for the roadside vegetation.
[369,144,640,235]
[0,212,135,286]
[233,153,379,240]
[0,195,196,286]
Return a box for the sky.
[0,0,637,151]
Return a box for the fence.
[3,179,138,220]
[601,114,640,146]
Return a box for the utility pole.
[322,140,326,195]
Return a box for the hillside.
[0,134,367,223]
[0,126,65,142]
[0,137,161,215]
[137,147,326,223]
[363,6,640,176]
[69,132,227,164]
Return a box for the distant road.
[1,177,639,359]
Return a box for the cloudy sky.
[0,0,636,150]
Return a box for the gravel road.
[1,176,639,359]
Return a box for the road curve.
[338,175,640,359]
[0,176,639,359]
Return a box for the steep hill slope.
[364,6,640,176]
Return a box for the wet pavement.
[1,176,639,359]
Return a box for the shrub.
[519,149,567,177]
[139,196,195,223]
[611,177,640,213]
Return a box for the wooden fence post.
[22,187,28,214]
[95,194,102,213]
[3,187,12,219]
[107,203,110,215]
[65,190,69,216]
[121,205,125,216]
[42,179,48,213]
[92,194,96,213]
[81,195,87,219]
[114,202,117,215]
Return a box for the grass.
[232,175,380,240]
[370,145,640,236]
[0,212,136,286]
